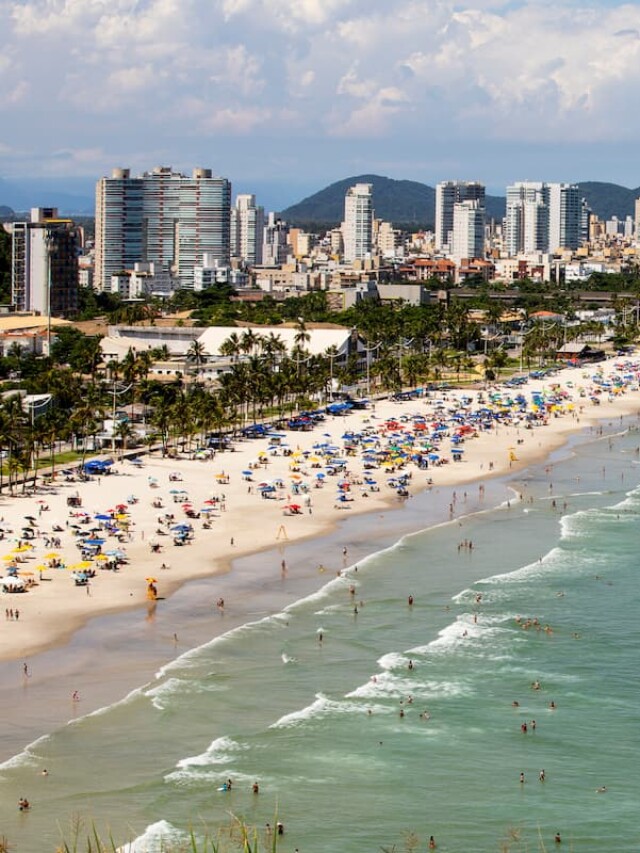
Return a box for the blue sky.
[1,0,639,208]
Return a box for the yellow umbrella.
[68,561,93,570]
[44,552,60,559]
[35,564,48,572]
[95,554,108,561]
[13,545,33,553]
[3,555,17,562]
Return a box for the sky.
[1,0,640,208]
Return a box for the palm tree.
[220,332,242,362]
[186,340,208,380]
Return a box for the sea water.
[1,421,639,852]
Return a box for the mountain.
[0,177,95,215]
[0,205,14,219]
[281,174,504,228]
[575,182,639,222]
[282,175,640,228]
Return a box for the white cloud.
[2,0,640,178]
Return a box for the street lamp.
[362,341,381,397]
[43,233,58,356]
[110,381,132,454]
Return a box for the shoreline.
[1,359,639,667]
[0,390,636,764]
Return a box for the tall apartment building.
[435,181,485,252]
[11,207,79,317]
[230,194,265,265]
[342,183,373,262]
[505,182,582,256]
[548,183,581,252]
[262,213,289,266]
[451,200,485,261]
[95,166,231,291]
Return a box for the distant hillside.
[282,175,640,228]
[0,205,14,219]
[282,174,504,228]
[0,177,95,215]
[576,182,639,221]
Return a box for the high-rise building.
[505,182,548,256]
[262,213,289,266]
[451,200,485,261]
[230,194,265,265]
[95,166,231,291]
[505,181,582,255]
[548,183,581,251]
[342,183,373,262]
[435,181,485,252]
[11,208,79,317]
[634,198,640,242]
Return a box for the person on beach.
[23,662,29,677]
[72,691,80,702]
[519,772,525,784]
[18,797,30,811]
[252,782,259,794]
[429,836,437,849]
[554,832,562,844]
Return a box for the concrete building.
[108,262,176,300]
[342,183,373,262]
[506,182,582,255]
[435,181,485,252]
[230,194,264,265]
[505,183,549,256]
[452,200,485,262]
[548,183,581,251]
[94,166,231,291]
[262,213,289,266]
[11,208,79,317]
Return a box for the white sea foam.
[117,820,182,852]
[347,673,470,701]
[144,677,227,711]
[155,611,290,679]
[176,736,248,770]
[270,693,365,728]
[0,732,50,775]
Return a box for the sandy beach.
[1,357,639,664]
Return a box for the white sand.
[1,358,638,662]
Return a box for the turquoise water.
[1,423,639,852]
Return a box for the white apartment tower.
[435,181,485,252]
[95,166,231,291]
[505,181,582,255]
[452,200,485,261]
[230,194,265,266]
[342,183,373,262]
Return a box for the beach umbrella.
[83,539,105,546]
[94,514,112,521]
[146,577,157,583]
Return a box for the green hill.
[282,175,506,228]
[282,175,640,228]
[576,182,638,222]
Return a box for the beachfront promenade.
[1,357,639,663]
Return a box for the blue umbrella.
[83,538,105,546]
[94,514,111,521]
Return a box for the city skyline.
[1,0,640,195]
